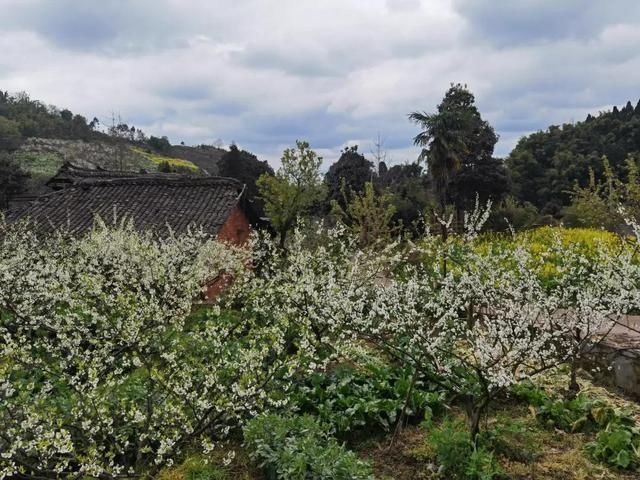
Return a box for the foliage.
[158,455,229,480]
[131,146,199,172]
[424,417,502,479]
[331,181,400,247]
[0,90,100,141]
[218,145,274,225]
[351,205,637,439]
[0,115,23,151]
[0,221,327,479]
[257,140,326,247]
[506,100,640,215]
[586,424,640,471]
[243,414,373,480]
[510,383,640,471]
[410,83,506,210]
[0,152,30,209]
[292,361,444,435]
[486,196,540,231]
[148,135,172,153]
[480,415,539,463]
[325,145,375,210]
[377,162,432,233]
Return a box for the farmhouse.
[8,163,251,298]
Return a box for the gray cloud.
[0,0,639,166]
[453,0,640,47]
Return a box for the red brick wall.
[204,206,251,299]
[216,205,251,246]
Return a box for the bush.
[158,455,229,480]
[292,362,444,435]
[243,414,373,479]
[425,418,502,480]
[586,424,640,471]
[480,415,539,463]
[0,222,314,478]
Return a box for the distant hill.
[0,90,228,196]
[169,144,226,175]
[507,100,640,214]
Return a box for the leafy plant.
[424,417,502,480]
[586,424,640,471]
[243,414,373,480]
[292,362,444,435]
[480,414,539,463]
[158,455,228,480]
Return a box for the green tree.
[0,116,23,152]
[409,108,464,211]
[562,157,621,230]
[0,152,30,209]
[148,135,171,153]
[257,140,326,248]
[331,181,399,248]
[507,100,640,214]
[377,162,432,234]
[218,144,274,225]
[410,84,505,212]
[325,145,374,209]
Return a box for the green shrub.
[509,381,550,407]
[159,455,229,480]
[586,424,640,471]
[243,414,373,480]
[292,363,444,435]
[425,418,502,480]
[465,447,503,480]
[480,415,539,463]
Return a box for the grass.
[158,447,260,480]
[130,146,199,171]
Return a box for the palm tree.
[409,110,466,211]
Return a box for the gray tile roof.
[9,175,244,237]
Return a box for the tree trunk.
[466,401,484,444]
[567,329,582,399]
[567,356,579,400]
[390,368,418,446]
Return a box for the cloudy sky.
[1,0,639,167]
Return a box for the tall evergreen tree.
[0,152,30,209]
[325,146,374,209]
[409,83,506,211]
[218,144,274,225]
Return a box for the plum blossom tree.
[347,205,638,440]
[0,220,331,479]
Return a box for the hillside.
[0,90,227,197]
[507,100,640,214]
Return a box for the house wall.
[204,206,251,299]
[216,205,251,245]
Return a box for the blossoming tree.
[0,220,324,479]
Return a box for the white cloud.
[0,0,639,165]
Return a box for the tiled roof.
[46,162,182,188]
[9,175,244,237]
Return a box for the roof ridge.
[74,176,242,188]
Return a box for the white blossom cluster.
[2,211,639,475]
[0,219,316,479]
[350,212,640,430]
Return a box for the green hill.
[507,100,640,214]
[0,90,224,196]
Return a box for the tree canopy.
[507,100,640,214]
[410,83,507,211]
[325,146,374,209]
[257,140,326,247]
[218,144,274,225]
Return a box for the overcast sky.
[1,0,639,167]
